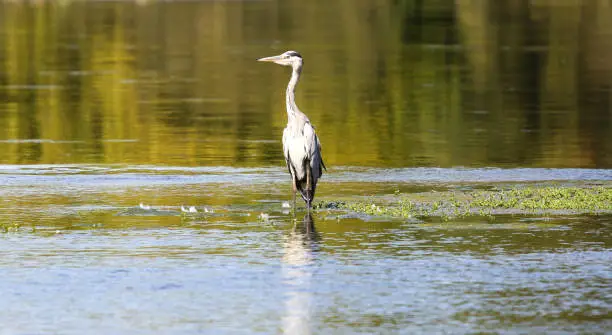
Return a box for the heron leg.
[306,167,311,191]
[305,166,312,209]
[292,177,297,210]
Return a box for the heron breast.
[286,135,308,160]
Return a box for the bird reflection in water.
[299,213,318,240]
[281,213,320,335]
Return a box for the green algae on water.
[315,185,612,220]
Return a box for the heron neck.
[285,66,302,120]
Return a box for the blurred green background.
[1,0,610,168]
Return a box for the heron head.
[257,50,303,68]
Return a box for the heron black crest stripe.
[287,51,302,58]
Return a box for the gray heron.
[258,50,326,209]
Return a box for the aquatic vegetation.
[471,186,612,211]
[315,185,612,220]
[0,221,22,233]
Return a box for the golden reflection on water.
[0,0,611,168]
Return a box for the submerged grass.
[315,185,612,220]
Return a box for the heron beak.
[257,55,282,62]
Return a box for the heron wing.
[303,122,324,178]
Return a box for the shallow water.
[1,166,611,334]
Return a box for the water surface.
[1,165,611,333]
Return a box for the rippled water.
[1,166,611,333]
